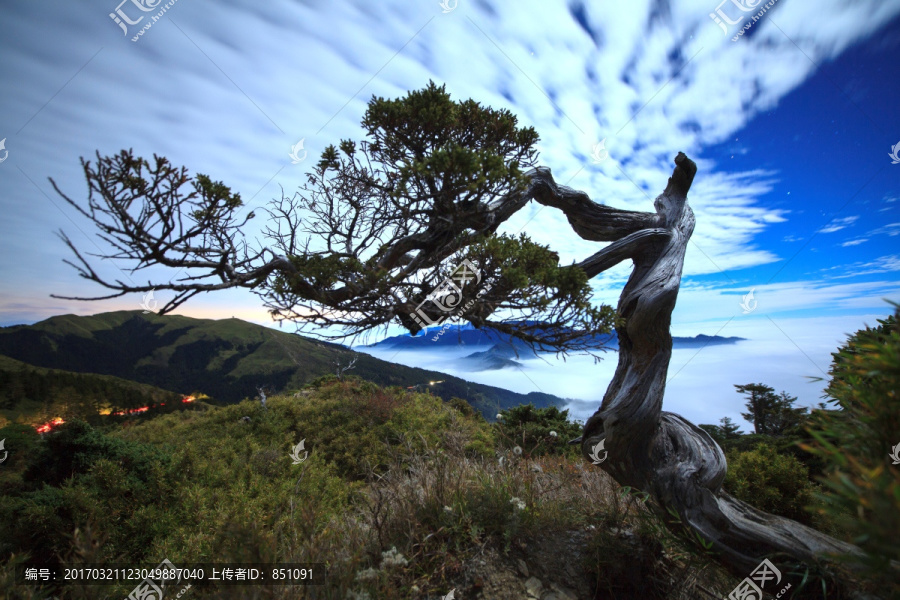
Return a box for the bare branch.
[52,147,634,352]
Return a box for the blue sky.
[0,1,898,427]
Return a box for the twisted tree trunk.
[573,153,867,592]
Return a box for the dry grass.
[269,409,733,600]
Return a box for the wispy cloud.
[674,279,900,323]
[840,222,900,246]
[817,215,859,234]
[826,255,900,278]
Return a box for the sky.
[0,0,898,429]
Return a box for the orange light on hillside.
[39,395,195,431]
[35,417,65,434]
[111,405,151,416]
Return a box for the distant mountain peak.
[366,324,745,352]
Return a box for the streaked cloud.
[817,215,859,234]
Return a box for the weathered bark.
[573,153,869,592]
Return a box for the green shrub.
[494,404,581,457]
[0,420,177,571]
[716,431,827,481]
[725,443,819,526]
[22,419,170,489]
[448,396,480,419]
[0,424,40,465]
[802,309,900,582]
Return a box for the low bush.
[725,443,820,526]
[494,404,582,457]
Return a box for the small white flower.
[354,567,380,582]
[444,505,453,513]
[513,446,523,456]
[510,497,526,510]
[380,546,409,569]
[549,431,558,438]
[496,413,503,420]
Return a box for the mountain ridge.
[365,324,746,350]
[0,311,570,419]
[363,325,747,370]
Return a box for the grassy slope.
[0,379,737,600]
[0,354,182,427]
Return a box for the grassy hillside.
[0,311,568,418]
[0,355,182,428]
[0,377,741,600]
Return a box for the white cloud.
[826,255,900,278]
[674,279,900,323]
[817,215,859,234]
[840,222,900,246]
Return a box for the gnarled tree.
[51,82,880,595]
